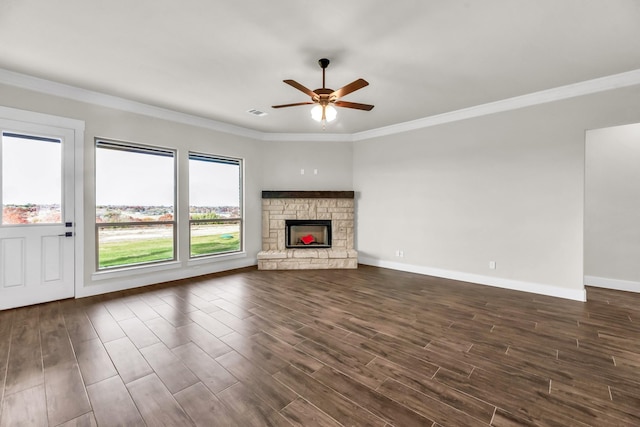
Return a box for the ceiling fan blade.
[331,78,369,99]
[334,100,374,111]
[272,102,315,109]
[283,80,317,98]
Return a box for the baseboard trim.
[359,257,586,302]
[584,275,640,293]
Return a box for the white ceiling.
[1,1,640,134]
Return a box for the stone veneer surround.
[258,191,357,270]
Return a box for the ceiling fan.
[272,58,374,123]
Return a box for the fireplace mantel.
[262,191,354,199]
[258,190,357,270]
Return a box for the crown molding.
[2,67,640,143]
[0,68,263,140]
[353,68,640,141]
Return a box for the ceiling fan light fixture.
[273,58,373,126]
[311,104,337,122]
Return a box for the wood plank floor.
[1,265,639,426]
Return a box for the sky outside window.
[2,134,61,205]
[189,158,240,209]
[2,133,62,224]
[96,147,174,207]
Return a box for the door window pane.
[2,132,62,224]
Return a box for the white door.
[0,119,75,310]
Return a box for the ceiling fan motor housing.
[313,88,335,106]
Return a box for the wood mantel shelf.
[262,191,354,199]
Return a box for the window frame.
[188,151,243,259]
[94,138,177,271]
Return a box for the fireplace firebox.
[285,220,331,249]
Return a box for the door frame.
[0,105,85,302]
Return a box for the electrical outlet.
[300,169,305,175]
[399,250,404,258]
[489,261,496,269]
[314,169,318,175]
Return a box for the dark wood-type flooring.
[1,265,639,426]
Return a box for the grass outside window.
[190,221,241,258]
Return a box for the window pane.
[190,221,241,257]
[96,144,174,220]
[96,140,176,269]
[189,155,240,219]
[189,153,242,257]
[98,224,174,269]
[2,133,62,224]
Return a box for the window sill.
[91,260,181,281]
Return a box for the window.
[95,139,176,269]
[2,132,62,224]
[189,152,242,257]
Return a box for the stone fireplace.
[258,191,357,270]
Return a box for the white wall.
[260,140,353,190]
[354,86,640,301]
[585,122,640,292]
